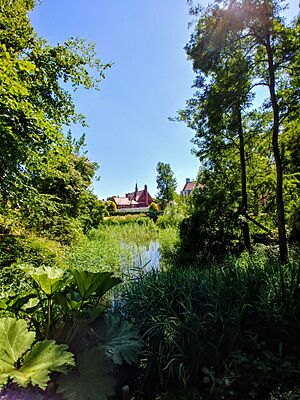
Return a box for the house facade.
[181,178,201,196]
[113,184,153,210]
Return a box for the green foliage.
[106,201,117,213]
[23,266,66,296]
[68,223,159,275]
[0,318,74,390]
[0,0,109,244]
[149,202,159,212]
[178,0,300,261]
[116,248,300,398]
[157,199,187,229]
[0,235,67,300]
[71,270,122,301]
[158,227,180,267]
[57,315,144,400]
[103,316,144,365]
[177,183,241,265]
[56,347,115,400]
[103,214,152,226]
[1,265,122,342]
[156,162,177,207]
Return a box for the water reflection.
[120,241,160,277]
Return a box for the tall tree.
[0,0,110,204]
[156,162,177,207]
[180,6,253,250]
[183,0,299,261]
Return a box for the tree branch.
[245,213,272,233]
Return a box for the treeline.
[0,0,111,243]
[178,0,300,262]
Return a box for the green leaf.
[96,276,122,299]
[0,300,7,310]
[15,341,75,389]
[103,316,144,365]
[21,297,40,313]
[7,293,38,314]
[0,318,74,389]
[57,347,115,400]
[71,270,121,300]
[0,318,35,386]
[24,266,66,296]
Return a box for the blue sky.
[30,0,299,200]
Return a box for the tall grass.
[67,222,160,277]
[115,246,300,399]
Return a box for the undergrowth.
[116,246,300,399]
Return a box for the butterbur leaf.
[0,318,35,384]
[7,293,38,314]
[0,294,38,316]
[71,270,121,300]
[0,318,74,389]
[57,347,115,400]
[103,316,144,365]
[96,276,122,298]
[22,297,40,313]
[26,266,66,296]
[15,341,75,389]
[0,300,7,310]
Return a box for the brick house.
[181,178,202,196]
[113,184,153,209]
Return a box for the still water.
[120,241,160,277]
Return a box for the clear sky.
[30,0,299,200]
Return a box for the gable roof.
[182,181,196,192]
[183,182,196,191]
[113,197,139,206]
[126,190,145,201]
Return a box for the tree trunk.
[236,104,251,251]
[265,36,288,263]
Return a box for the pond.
[119,240,160,277]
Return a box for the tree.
[156,162,177,207]
[181,19,253,250]
[0,0,111,240]
[0,0,110,205]
[181,0,299,262]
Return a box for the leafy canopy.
[156,162,177,206]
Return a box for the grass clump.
[67,223,160,276]
[115,246,300,399]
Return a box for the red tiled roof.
[114,197,139,206]
[182,182,196,191]
[126,190,145,201]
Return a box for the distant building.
[181,178,201,196]
[113,184,153,210]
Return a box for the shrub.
[106,200,117,213]
[156,200,187,229]
[149,202,159,212]
[0,235,68,299]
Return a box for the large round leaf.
[0,318,35,386]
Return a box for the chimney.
[144,184,148,205]
[186,178,190,184]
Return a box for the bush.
[0,235,68,299]
[106,200,117,213]
[149,202,159,212]
[156,200,187,229]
